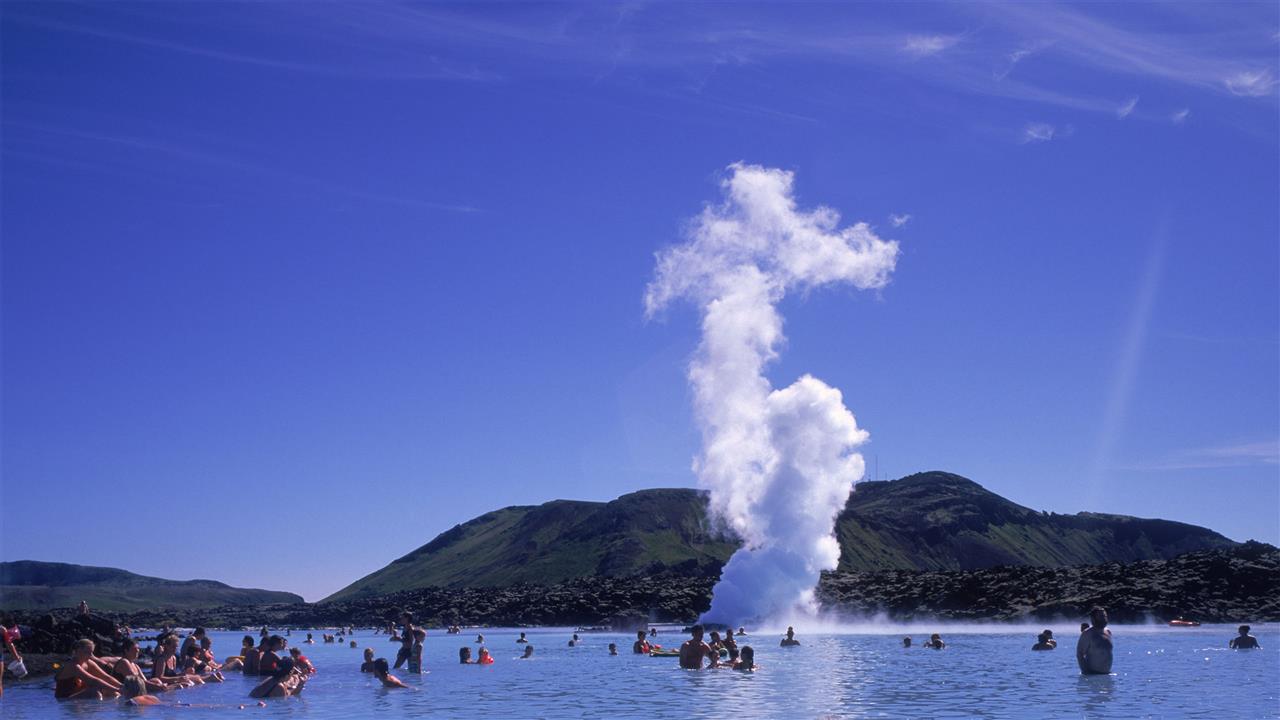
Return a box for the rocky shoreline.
[5,543,1275,658]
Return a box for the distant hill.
[324,489,737,602]
[834,472,1237,571]
[324,471,1238,602]
[0,561,303,612]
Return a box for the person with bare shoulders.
[1032,630,1057,651]
[372,658,408,688]
[394,612,416,669]
[679,624,716,669]
[55,639,122,700]
[1229,625,1261,649]
[459,646,475,664]
[780,626,800,647]
[925,633,945,649]
[632,629,651,654]
[250,657,306,698]
[1076,607,1113,675]
[735,646,758,671]
[361,647,376,672]
[112,638,171,693]
[902,637,912,648]
[121,675,162,705]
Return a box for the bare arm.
[1075,633,1089,673]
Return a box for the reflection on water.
[1,625,1275,719]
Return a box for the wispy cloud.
[1117,96,1139,118]
[1121,438,1280,471]
[1225,69,1278,97]
[1021,122,1056,143]
[902,34,961,57]
[1171,108,1191,124]
[889,213,912,227]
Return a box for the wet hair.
[242,635,255,648]
[272,657,296,680]
[728,646,740,661]
[637,630,646,639]
[372,658,389,675]
[1239,625,1251,634]
[458,646,472,663]
[122,675,148,699]
[740,646,754,665]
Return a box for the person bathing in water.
[55,639,123,700]
[361,648,376,672]
[520,645,535,659]
[632,630,651,654]
[1229,625,1261,649]
[679,625,718,669]
[372,658,408,688]
[517,632,528,644]
[780,627,800,647]
[250,658,307,698]
[1076,606,1113,675]
[735,646,758,672]
[459,647,474,664]
[1032,630,1057,651]
[925,634,945,650]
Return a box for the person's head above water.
[364,648,374,661]
[242,635,254,648]
[522,644,535,658]
[739,646,754,667]
[1238,625,1251,635]
[786,626,794,636]
[1089,606,1108,629]
[459,646,472,663]
[637,630,646,640]
[690,624,704,640]
[372,658,389,677]
[902,637,912,647]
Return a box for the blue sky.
[2,2,1276,602]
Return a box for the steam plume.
[646,163,899,625]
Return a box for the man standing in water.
[679,625,716,669]
[1229,625,1261,649]
[393,612,416,670]
[1076,607,1113,675]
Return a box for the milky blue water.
[2,624,1276,719]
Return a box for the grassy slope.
[322,472,1239,602]
[0,561,303,611]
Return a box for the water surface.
[2,624,1275,718]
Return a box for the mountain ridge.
[0,560,304,611]
[324,471,1238,602]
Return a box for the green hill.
[324,471,1238,602]
[0,561,303,612]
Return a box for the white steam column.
[645,163,900,625]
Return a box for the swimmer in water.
[361,648,376,672]
[780,627,800,647]
[477,647,494,665]
[902,637,912,648]
[633,630,651,654]
[459,647,474,664]
[926,634,945,650]
[679,624,717,670]
[1076,606,1113,675]
[517,632,528,644]
[608,643,618,656]
[1229,625,1261,650]
[249,658,306,698]
[1032,630,1057,651]
[372,658,408,689]
[476,634,485,644]
[735,646,757,672]
[520,645,535,659]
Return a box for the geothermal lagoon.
[3,625,1276,719]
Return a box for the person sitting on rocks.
[632,630,651,654]
[55,638,122,700]
[1032,630,1057,651]
[679,624,717,669]
[372,658,408,688]
[1229,625,1261,650]
[361,648,376,672]
[1076,607,1113,675]
[925,634,945,650]
[780,627,800,647]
